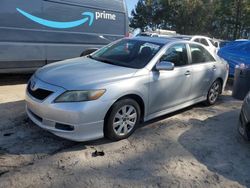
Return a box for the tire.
[104,98,141,141]
[205,79,222,105]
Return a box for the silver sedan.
[26,37,229,141]
[239,92,250,140]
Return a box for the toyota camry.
[26,37,229,141]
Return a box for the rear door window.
[160,44,188,67]
[189,44,215,64]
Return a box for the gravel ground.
[0,75,250,188]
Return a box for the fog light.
[55,123,74,131]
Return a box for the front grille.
[28,83,53,100]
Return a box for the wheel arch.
[104,94,145,125]
[216,77,224,93]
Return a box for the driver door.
[148,43,192,115]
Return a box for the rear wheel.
[104,99,141,141]
[205,80,222,105]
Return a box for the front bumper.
[25,77,112,142]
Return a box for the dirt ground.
[0,74,250,188]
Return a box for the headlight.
[54,90,106,103]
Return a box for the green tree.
[213,0,250,39]
[130,0,152,31]
[130,0,250,40]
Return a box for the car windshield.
[90,39,163,69]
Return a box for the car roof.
[132,36,182,45]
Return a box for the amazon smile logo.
[16,8,116,29]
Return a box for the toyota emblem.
[30,80,36,91]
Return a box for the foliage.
[130,0,250,40]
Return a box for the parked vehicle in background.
[138,32,171,38]
[239,92,250,140]
[0,0,129,73]
[222,40,249,48]
[172,35,219,54]
[139,32,161,37]
[218,40,250,76]
[26,37,228,142]
[137,29,176,38]
[219,40,230,48]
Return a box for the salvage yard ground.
[0,75,250,188]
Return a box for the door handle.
[185,71,191,76]
[212,65,216,70]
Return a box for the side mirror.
[156,61,175,71]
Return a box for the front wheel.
[205,80,222,105]
[104,99,141,141]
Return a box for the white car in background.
[173,35,219,54]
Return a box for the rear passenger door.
[188,44,216,100]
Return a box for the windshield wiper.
[88,55,126,67]
[87,55,105,62]
[99,59,115,65]
[92,57,116,65]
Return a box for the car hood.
[36,57,138,90]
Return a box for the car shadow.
[38,104,249,187]
[0,100,84,156]
[0,93,231,156]
[0,74,31,86]
[139,100,211,129]
[1,93,249,187]
[178,110,250,187]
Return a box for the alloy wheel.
[113,105,137,136]
[209,81,220,104]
